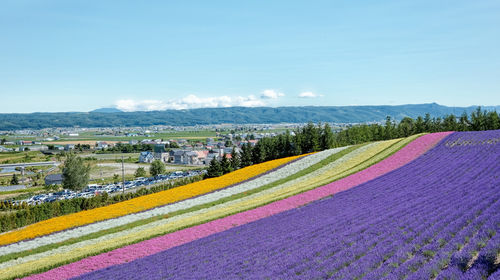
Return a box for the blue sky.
[0,0,499,113]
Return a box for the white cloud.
[298,92,321,98]
[115,99,169,112]
[260,89,285,99]
[115,94,266,112]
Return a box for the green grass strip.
[0,187,44,195]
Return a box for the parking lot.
[17,170,206,205]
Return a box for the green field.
[59,130,218,142]
[0,151,51,164]
[81,153,141,160]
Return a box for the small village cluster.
[137,134,271,165]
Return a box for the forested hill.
[1,103,499,130]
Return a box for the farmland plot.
[69,130,500,279]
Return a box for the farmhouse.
[194,150,209,162]
[139,151,154,163]
[96,141,109,149]
[153,144,169,162]
[65,144,75,151]
[203,153,220,165]
[173,150,200,165]
[19,145,48,152]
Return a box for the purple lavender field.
[75,130,500,280]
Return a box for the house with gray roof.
[173,150,201,165]
[139,151,154,163]
[45,174,63,185]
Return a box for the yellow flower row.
[0,137,415,278]
[0,155,304,247]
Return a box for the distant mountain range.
[0,103,498,130]
[90,107,123,113]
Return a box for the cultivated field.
[0,131,498,279]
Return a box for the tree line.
[333,107,499,146]
[205,122,337,178]
[205,107,499,177]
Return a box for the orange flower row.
[0,155,304,246]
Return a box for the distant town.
[0,122,368,194]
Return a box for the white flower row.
[1,147,346,256]
[254,142,379,194]
[0,145,367,270]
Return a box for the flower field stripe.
[60,131,499,280]
[238,133,424,203]
[308,131,453,196]
[2,136,419,278]
[0,150,336,258]
[0,141,384,278]
[0,147,354,272]
[16,133,446,280]
[0,154,304,247]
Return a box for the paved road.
[0,161,59,168]
[0,185,27,192]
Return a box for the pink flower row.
[25,132,453,280]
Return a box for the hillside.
[0,131,498,279]
[75,131,499,280]
[1,103,499,130]
[91,130,497,280]
[0,131,455,279]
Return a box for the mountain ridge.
[90,108,123,113]
[0,103,498,130]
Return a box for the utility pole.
[122,155,125,193]
[21,164,25,186]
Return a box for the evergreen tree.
[230,147,241,170]
[284,131,294,156]
[259,137,276,161]
[414,116,425,134]
[443,114,458,131]
[398,117,414,137]
[320,123,334,150]
[62,153,91,191]
[486,111,500,130]
[301,122,320,152]
[458,112,470,131]
[10,174,19,185]
[220,154,232,174]
[275,134,286,158]
[384,116,395,140]
[206,157,223,178]
[423,113,432,132]
[252,142,266,164]
[374,125,385,141]
[292,131,303,155]
[471,107,487,131]
[431,117,442,132]
[240,143,253,167]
